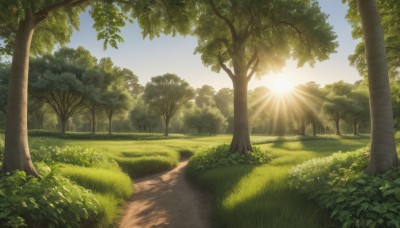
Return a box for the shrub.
[187,144,272,173]
[31,146,111,167]
[289,147,400,227]
[114,156,178,178]
[0,165,99,228]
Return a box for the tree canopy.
[143,73,195,136]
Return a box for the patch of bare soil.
[119,161,211,228]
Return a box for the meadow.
[0,133,370,227]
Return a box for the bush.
[289,147,400,227]
[114,156,178,178]
[31,146,111,167]
[0,166,99,228]
[187,144,272,173]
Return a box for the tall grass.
[188,138,369,227]
[59,165,133,199]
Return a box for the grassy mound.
[59,165,133,199]
[187,144,272,173]
[290,147,400,227]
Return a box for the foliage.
[143,73,195,135]
[184,106,227,134]
[130,100,163,132]
[195,85,216,108]
[30,145,111,167]
[0,62,10,114]
[290,147,400,227]
[187,144,272,173]
[345,0,400,79]
[0,166,98,227]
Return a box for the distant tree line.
[0,47,396,137]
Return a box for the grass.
[61,135,234,178]
[188,137,370,228]
[58,165,133,199]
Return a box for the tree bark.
[230,77,253,154]
[1,15,39,177]
[61,118,67,134]
[353,119,358,135]
[357,0,398,175]
[335,119,341,135]
[164,117,170,137]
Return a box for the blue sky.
[68,1,361,90]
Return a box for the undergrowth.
[290,147,400,227]
[0,165,98,228]
[187,144,272,173]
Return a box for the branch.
[247,57,258,82]
[278,21,303,35]
[218,54,235,81]
[246,51,257,72]
[206,0,237,40]
[34,0,90,24]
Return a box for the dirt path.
[119,161,211,228]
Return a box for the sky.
[67,1,361,91]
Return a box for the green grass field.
[1,133,371,227]
[188,137,370,228]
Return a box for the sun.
[269,76,295,97]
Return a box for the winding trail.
[119,161,211,228]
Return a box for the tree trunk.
[312,120,317,137]
[91,106,96,134]
[164,118,170,137]
[357,0,398,175]
[108,112,113,134]
[230,77,252,154]
[1,16,39,177]
[353,119,358,135]
[300,119,306,136]
[335,119,340,135]
[61,118,67,134]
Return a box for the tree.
[0,0,132,175]
[292,82,324,136]
[346,89,370,135]
[347,0,400,79]
[135,0,337,153]
[30,55,85,134]
[195,85,216,108]
[102,90,132,134]
[214,88,233,116]
[184,106,227,135]
[143,74,195,136]
[82,69,105,134]
[352,0,398,174]
[322,81,354,135]
[193,0,337,153]
[130,100,162,133]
